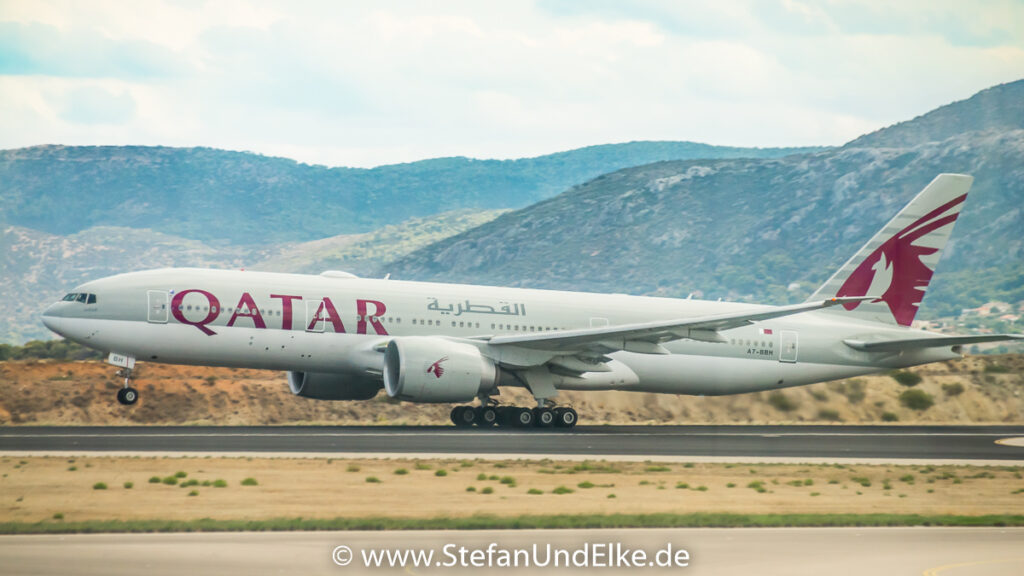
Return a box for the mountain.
[0,141,821,245]
[847,79,1024,148]
[385,81,1024,320]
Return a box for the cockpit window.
[62,293,97,304]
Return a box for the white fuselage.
[42,268,958,398]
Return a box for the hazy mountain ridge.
[0,141,821,245]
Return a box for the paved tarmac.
[1,425,1023,462]
[2,527,1023,575]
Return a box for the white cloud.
[1,0,1022,166]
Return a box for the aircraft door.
[147,290,169,323]
[305,300,325,333]
[779,330,798,363]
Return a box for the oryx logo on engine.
[427,357,449,378]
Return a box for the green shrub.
[607,493,616,498]
[476,473,488,481]
[123,482,133,489]
[435,470,448,477]
[240,477,259,486]
[415,462,433,470]
[213,479,227,488]
[881,412,899,422]
[726,483,736,488]
[527,488,543,495]
[92,482,107,490]
[644,465,670,472]
[747,481,766,493]
[984,363,1009,373]
[499,476,515,485]
[393,468,408,475]
[899,389,934,411]
[466,486,476,492]
[767,391,798,412]
[696,485,708,492]
[67,466,77,471]
[577,481,594,489]
[675,482,689,489]
[942,383,965,396]
[851,477,871,487]
[552,486,574,495]
[817,409,841,421]
[900,474,915,484]
[174,471,187,479]
[365,476,380,484]
[481,486,494,494]
[188,490,199,497]
[162,476,178,486]
[148,476,160,484]
[52,513,64,520]
[346,464,360,473]
[830,379,867,404]
[891,371,922,387]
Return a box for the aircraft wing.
[485,297,869,354]
[844,334,1024,353]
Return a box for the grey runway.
[2,528,1023,575]
[1,425,1023,461]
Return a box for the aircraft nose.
[41,303,65,335]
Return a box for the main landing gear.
[115,367,139,406]
[449,405,578,429]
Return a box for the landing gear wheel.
[495,406,513,427]
[554,407,578,428]
[451,406,476,427]
[513,407,534,428]
[117,387,139,406]
[476,406,498,427]
[533,407,555,428]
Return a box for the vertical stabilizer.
[807,173,973,326]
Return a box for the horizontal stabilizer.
[844,334,1023,353]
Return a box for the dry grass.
[1,354,1022,426]
[2,456,1022,524]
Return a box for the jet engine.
[287,371,382,400]
[383,337,498,403]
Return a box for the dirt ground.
[1,354,1022,426]
[2,456,1022,524]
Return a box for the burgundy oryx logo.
[427,357,449,378]
[836,193,966,326]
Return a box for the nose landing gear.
[115,367,139,406]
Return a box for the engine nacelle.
[383,337,497,403]
[287,371,382,400]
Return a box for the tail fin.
[807,173,973,327]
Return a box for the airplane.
[41,173,1021,428]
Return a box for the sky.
[1,0,1023,168]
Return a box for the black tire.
[514,408,534,428]
[452,406,476,427]
[534,407,555,428]
[476,406,498,427]
[495,406,513,427]
[554,407,578,428]
[118,387,139,406]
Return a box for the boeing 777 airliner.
[41,174,1021,428]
